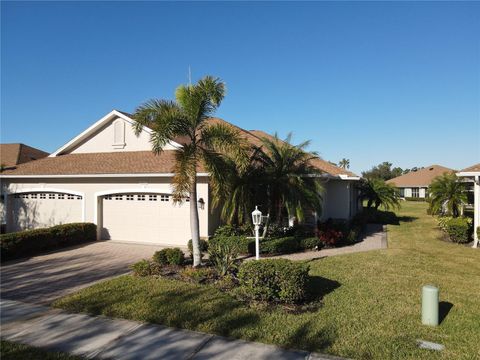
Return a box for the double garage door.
[9,192,83,232]
[101,193,191,246]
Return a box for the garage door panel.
[10,193,82,232]
[102,194,191,246]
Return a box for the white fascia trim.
[0,173,210,179]
[457,171,480,177]
[49,110,182,157]
[338,175,361,181]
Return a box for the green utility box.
[422,285,439,326]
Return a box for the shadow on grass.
[397,216,417,224]
[308,275,341,299]
[439,301,453,325]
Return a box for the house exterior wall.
[321,179,357,220]
[3,176,211,246]
[398,187,427,198]
[69,117,177,154]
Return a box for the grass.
[0,340,84,360]
[54,202,480,359]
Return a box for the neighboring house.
[0,110,360,246]
[0,143,49,228]
[457,163,480,248]
[386,165,455,199]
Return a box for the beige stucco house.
[386,165,455,199]
[0,110,361,246]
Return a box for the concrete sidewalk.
[1,299,345,360]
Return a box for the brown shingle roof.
[0,143,49,168]
[386,165,456,187]
[460,163,480,172]
[248,130,358,177]
[1,113,356,177]
[0,151,206,176]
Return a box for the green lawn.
[54,202,480,359]
[0,340,84,360]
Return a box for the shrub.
[442,217,472,243]
[214,225,240,237]
[260,236,300,255]
[187,239,209,258]
[208,239,239,276]
[477,227,480,240]
[237,259,310,303]
[318,229,343,247]
[0,223,96,261]
[209,236,253,255]
[180,266,217,283]
[130,260,161,276]
[153,248,185,266]
[299,237,321,250]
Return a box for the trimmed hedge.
[442,217,472,244]
[0,223,96,261]
[260,236,300,255]
[237,259,310,303]
[153,248,185,266]
[130,259,162,276]
[209,236,254,255]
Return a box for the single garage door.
[10,192,83,232]
[101,193,191,246]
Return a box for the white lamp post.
[252,206,262,260]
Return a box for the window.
[14,194,20,198]
[104,195,112,200]
[31,193,37,199]
[126,195,134,201]
[412,188,419,198]
[114,195,123,201]
[40,194,46,199]
[137,195,146,201]
[149,195,157,201]
[77,195,82,200]
[58,194,65,199]
[113,119,125,148]
[49,193,56,199]
[398,188,405,197]
[67,194,75,200]
[160,195,170,202]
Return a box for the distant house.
[457,163,480,248]
[0,143,49,169]
[386,165,455,199]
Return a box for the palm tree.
[339,158,350,169]
[257,134,324,224]
[132,76,245,266]
[428,173,467,217]
[359,178,400,210]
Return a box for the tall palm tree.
[428,173,467,217]
[359,178,400,210]
[339,158,350,169]
[132,76,245,266]
[258,134,324,224]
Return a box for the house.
[0,110,361,246]
[386,165,455,199]
[457,163,480,248]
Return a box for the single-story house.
[457,163,480,248]
[386,165,455,199]
[0,110,361,246]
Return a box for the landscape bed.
[54,202,480,360]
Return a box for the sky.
[1,1,479,175]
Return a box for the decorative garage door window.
[13,193,82,200]
[104,194,171,201]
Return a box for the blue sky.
[2,1,479,175]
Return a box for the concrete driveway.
[0,241,166,305]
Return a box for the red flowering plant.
[318,229,344,247]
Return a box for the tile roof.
[459,163,480,173]
[386,165,456,187]
[0,143,49,168]
[0,151,205,175]
[1,113,357,178]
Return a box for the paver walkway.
[270,224,387,261]
[1,299,345,360]
[0,241,167,305]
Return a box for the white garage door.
[10,192,83,232]
[101,193,191,246]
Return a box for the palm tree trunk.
[190,179,201,267]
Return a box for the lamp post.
[252,206,262,260]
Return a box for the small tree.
[359,178,400,210]
[428,173,467,217]
[338,158,350,169]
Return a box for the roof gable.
[0,143,48,167]
[50,110,181,157]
